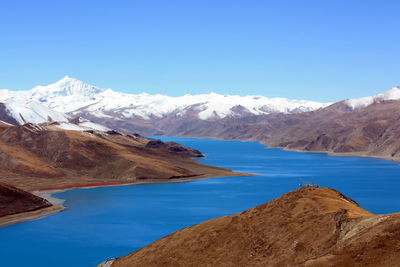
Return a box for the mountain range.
[1,76,400,162]
[0,76,329,129]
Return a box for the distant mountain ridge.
[0,76,330,122]
[2,77,400,124]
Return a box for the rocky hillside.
[0,122,241,191]
[0,182,52,218]
[262,99,400,160]
[109,187,400,267]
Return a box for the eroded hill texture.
[111,187,400,267]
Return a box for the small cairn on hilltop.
[299,179,319,188]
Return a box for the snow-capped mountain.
[0,76,106,114]
[345,86,400,109]
[0,76,331,122]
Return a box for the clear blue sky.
[1,0,399,102]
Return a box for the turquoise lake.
[1,136,400,267]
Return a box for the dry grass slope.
[112,187,400,267]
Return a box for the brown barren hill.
[261,100,400,161]
[0,123,246,191]
[110,187,400,267]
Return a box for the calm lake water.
[1,137,400,266]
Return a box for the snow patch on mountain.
[56,123,88,131]
[2,100,69,125]
[78,121,110,131]
[55,121,110,132]
[345,87,400,109]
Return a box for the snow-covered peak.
[345,86,400,109]
[30,76,104,98]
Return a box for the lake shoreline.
[0,205,65,227]
[168,135,400,163]
[265,145,400,163]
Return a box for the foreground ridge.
[106,187,400,267]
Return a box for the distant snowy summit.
[0,76,331,121]
[345,86,400,109]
